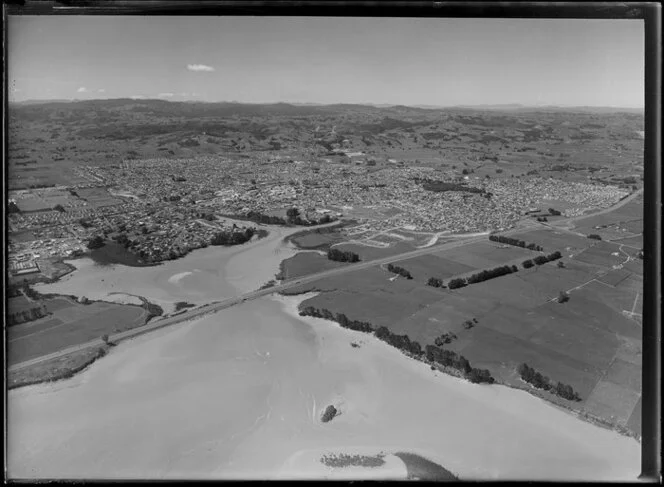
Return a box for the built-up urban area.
[8,152,629,277]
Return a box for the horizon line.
[8,97,645,111]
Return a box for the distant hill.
[450,103,643,114]
[11,98,643,115]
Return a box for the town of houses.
[8,153,629,274]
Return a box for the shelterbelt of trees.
[386,263,413,279]
[518,363,581,401]
[489,234,544,251]
[299,306,495,385]
[429,250,565,290]
[327,248,360,262]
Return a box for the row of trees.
[517,363,581,401]
[425,345,494,384]
[300,306,493,385]
[427,277,446,288]
[327,248,360,262]
[522,251,563,268]
[467,264,519,284]
[300,306,424,361]
[444,264,519,290]
[375,325,423,356]
[211,227,255,246]
[386,263,413,279]
[300,307,373,333]
[7,304,49,326]
[489,234,544,251]
[448,277,468,290]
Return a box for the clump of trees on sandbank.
[320,452,385,468]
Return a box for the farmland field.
[394,254,477,282]
[289,218,642,435]
[571,241,627,268]
[507,228,593,254]
[290,231,345,250]
[610,234,643,249]
[8,298,147,365]
[278,252,347,280]
[432,241,540,269]
[333,241,418,261]
[8,295,38,314]
[76,187,123,208]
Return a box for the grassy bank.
[8,346,110,390]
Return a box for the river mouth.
[9,226,641,481]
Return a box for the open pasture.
[453,325,603,400]
[574,219,643,241]
[279,252,345,280]
[8,300,146,365]
[610,234,643,249]
[301,286,441,329]
[604,358,641,393]
[390,293,500,345]
[452,260,594,310]
[507,228,592,254]
[396,254,477,281]
[12,189,75,212]
[76,187,123,208]
[527,302,619,371]
[572,241,625,268]
[596,268,632,287]
[8,295,37,314]
[621,259,643,277]
[583,380,641,426]
[44,296,77,313]
[432,241,539,269]
[564,281,641,340]
[8,230,38,243]
[626,397,642,435]
[333,241,416,261]
[290,231,344,250]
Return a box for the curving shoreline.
[8,294,640,480]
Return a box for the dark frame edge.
[640,2,662,482]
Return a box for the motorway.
[9,190,641,371]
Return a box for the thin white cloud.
[77,86,88,93]
[179,92,189,96]
[130,95,146,100]
[97,88,106,93]
[158,92,174,98]
[187,64,215,72]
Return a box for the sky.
[8,16,644,107]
